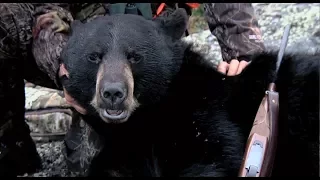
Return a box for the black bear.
[60,9,319,177]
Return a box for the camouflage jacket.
[203,3,265,62]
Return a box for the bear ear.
[153,8,189,41]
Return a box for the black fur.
[60,9,319,177]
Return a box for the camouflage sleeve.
[0,4,55,88]
[31,4,107,88]
[0,3,72,90]
[31,3,74,88]
[24,81,73,142]
[32,3,71,15]
[0,3,34,63]
[203,3,265,62]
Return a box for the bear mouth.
[99,109,129,123]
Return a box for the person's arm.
[203,3,265,63]
[32,3,108,88]
[31,3,73,88]
[32,4,104,114]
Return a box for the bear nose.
[101,82,126,105]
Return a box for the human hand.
[217,59,249,76]
[59,64,87,115]
[63,87,87,115]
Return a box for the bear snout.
[100,82,127,107]
[89,56,139,124]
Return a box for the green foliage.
[188,4,208,34]
[191,4,205,17]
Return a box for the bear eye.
[87,54,101,64]
[127,52,142,64]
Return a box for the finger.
[217,61,229,75]
[72,104,87,115]
[59,64,69,78]
[236,60,249,75]
[66,97,87,115]
[63,88,87,115]
[63,88,77,105]
[227,59,240,76]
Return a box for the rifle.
[238,24,291,177]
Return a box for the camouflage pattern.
[0,3,42,176]
[0,4,57,89]
[24,81,72,142]
[0,3,106,176]
[203,3,266,62]
[69,3,108,22]
[0,4,80,175]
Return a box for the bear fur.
[60,9,319,177]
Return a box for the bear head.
[60,9,189,124]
